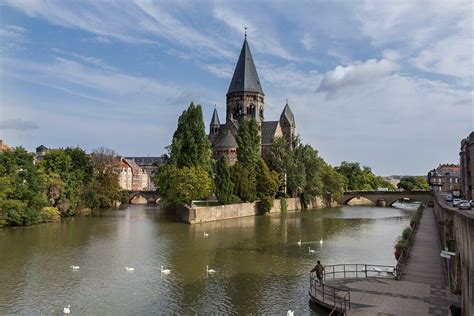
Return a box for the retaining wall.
[177,196,329,225]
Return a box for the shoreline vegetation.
[1,102,428,228]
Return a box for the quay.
[309,193,473,315]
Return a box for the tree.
[170,102,212,171]
[320,164,345,201]
[256,159,279,213]
[230,163,257,202]
[236,119,260,170]
[0,147,46,226]
[215,157,238,204]
[86,147,121,209]
[154,164,212,206]
[398,176,429,191]
[334,161,394,191]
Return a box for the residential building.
[125,157,163,191]
[428,164,461,193]
[34,145,50,163]
[118,159,133,191]
[460,132,474,199]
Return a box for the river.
[0,203,416,315]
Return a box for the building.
[0,139,10,151]
[34,145,50,163]
[428,164,461,193]
[209,35,296,164]
[125,157,163,191]
[460,132,474,200]
[118,159,133,191]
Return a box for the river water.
[0,203,416,315]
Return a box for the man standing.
[311,260,325,285]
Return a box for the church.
[209,35,296,164]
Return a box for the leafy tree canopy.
[397,176,429,191]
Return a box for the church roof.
[215,128,237,149]
[227,37,264,95]
[280,101,295,125]
[261,121,280,145]
[210,108,220,126]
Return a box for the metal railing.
[309,272,350,314]
[322,263,397,281]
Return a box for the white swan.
[161,265,171,275]
[204,232,209,237]
[63,305,70,315]
[287,310,294,316]
[206,265,216,274]
[320,238,323,245]
[124,267,135,271]
[297,239,301,246]
[308,246,316,254]
[70,265,80,270]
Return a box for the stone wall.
[433,194,474,315]
[176,197,330,225]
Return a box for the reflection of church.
[209,35,296,164]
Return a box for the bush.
[280,197,287,213]
[395,238,410,252]
[40,207,61,222]
[402,227,412,240]
[120,190,129,204]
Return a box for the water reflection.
[0,204,412,314]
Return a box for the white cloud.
[318,59,399,96]
[301,33,314,51]
[202,64,233,79]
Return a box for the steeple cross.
[244,27,247,38]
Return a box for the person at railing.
[310,260,325,286]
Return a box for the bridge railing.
[322,263,397,280]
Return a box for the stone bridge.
[127,191,160,204]
[340,190,433,207]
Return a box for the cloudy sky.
[0,0,472,175]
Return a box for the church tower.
[226,35,265,126]
[209,107,220,143]
[279,100,296,145]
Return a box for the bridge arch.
[341,196,377,205]
[340,191,432,208]
[127,191,160,204]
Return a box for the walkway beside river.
[401,207,446,286]
[312,207,460,315]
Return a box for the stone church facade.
[209,36,296,164]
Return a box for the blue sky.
[0,0,472,175]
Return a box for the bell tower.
[226,34,265,125]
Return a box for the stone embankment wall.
[177,197,331,225]
[433,194,474,315]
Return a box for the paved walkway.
[311,207,460,315]
[401,207,446,286]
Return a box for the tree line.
[0,146,123,227]
[154,102,402,211]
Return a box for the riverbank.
[177,197,337,224]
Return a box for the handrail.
[394,206,423,279]
[322,263,397,281]
[309,272,350,314]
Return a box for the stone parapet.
[433,194,474,315]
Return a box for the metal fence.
[309,272,350,315]
[323,263,397,280]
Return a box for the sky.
[0,0,472,175]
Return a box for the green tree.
[334,161,394,191]
[170,102,212,171]
[398,176,429,191]
[155,164,212,206]
[256,159,279,213]
[85,147,121,209]
[0,147,46,226]
[215,157,238,204]
[230,163,257,202]
[236,119,260,172]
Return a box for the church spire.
[227,36,264,95]
[210,106,220,126]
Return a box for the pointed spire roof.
[227,37,264,95]
[210,107,220,126]
[280,100,295,125]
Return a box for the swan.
[63,305,70,315]
[125,267,135,271]
[70,265,80,270]
[320,238,323,245]
[204,232,209,237]
[206,265,216,274]
[297,239,301,246]
[308,246,316,254]
[287,310,294,316]
[161,265,171,275]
